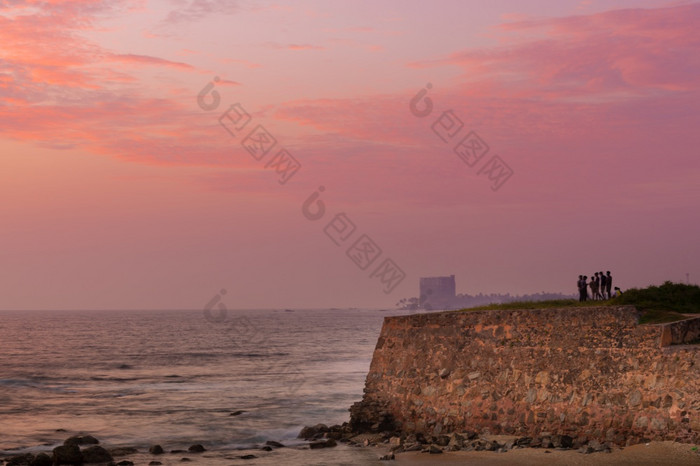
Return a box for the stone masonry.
[350,306,700,446]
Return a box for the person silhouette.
[577,275,586,302]
[598,271,606,300]
[590,273,601,300]
[581,275,589,301]
[605,271,613,299]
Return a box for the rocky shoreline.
[0,434,288,466]
[2,427,698,465]
[296,422,622,461]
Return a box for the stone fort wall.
[350,306,700,445]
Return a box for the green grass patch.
[459,299,601,312]
[458,281,700,324]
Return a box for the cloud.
[416,4,700,101]
[164,0,240,24]
[108,53,195,70]
[264,43,326,51]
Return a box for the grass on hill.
[459,281,700,324]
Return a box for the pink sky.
[1,0,698,310]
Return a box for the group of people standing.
[577,271,615,301]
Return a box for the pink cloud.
[108,54,195,70]
[164,0,241,24]
[265,42,325,51]
[429,3,700,99]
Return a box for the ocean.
[0,308,409,465]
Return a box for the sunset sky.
[1,0,698,310]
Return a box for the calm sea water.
[0,308,408,464]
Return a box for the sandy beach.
[394,441,700,465]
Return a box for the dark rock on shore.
[230,410,245,416]
[5,453,34,466]
[148,445,164,455]
[52,444,82,465]
[187,444,206,453]
[64,435,100,446]
[32,453,52,466]
[309,439,337,449]
[298,424,329,440]
[265,440,285,448]
[299,420,619,458]
[81,445,113,464]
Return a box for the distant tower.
[419,275,456,310]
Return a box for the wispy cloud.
[108,53,195,70]
[264,42,325,51]
[164,0,240,24]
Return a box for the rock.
[309,439,337,449]
[53,445,83,465]
[180,458,191,462]
[64,435,100,446]
[31,453,52,466]
[439,368,450,378]
[379,452,395,460]
[388,436,402,450]
[588,439,610,452]
[265,440,285,448]
[115,461,134,466]
[516,437,532,447]
[551,434,573,449]
[485,440,500,451]
[298,424,329,439]
[148,462,162,466]
[260,446,273,451]
[240,454,257,459]
[187,444,206,453]
[435,435,450,447]
[428,444,443,454]
[148,445,164,455]
[109,447,138,457]
[230,410,245,416]
[6,453,34,466]
[81,445,113,464]
[5,453,34,466]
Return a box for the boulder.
[428,444,443,454]
[64,435,99,446]
[148,445,164,455]
[187,444,206,453]
[31,453,52,466]
[81,445,113,464]
[551,434,573,449]
[52,445,83,465]
[309,439,337,449]
[298,424,329,439]
[6,453,34,466]
[264,441,284,448]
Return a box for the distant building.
[419,275,456,310]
